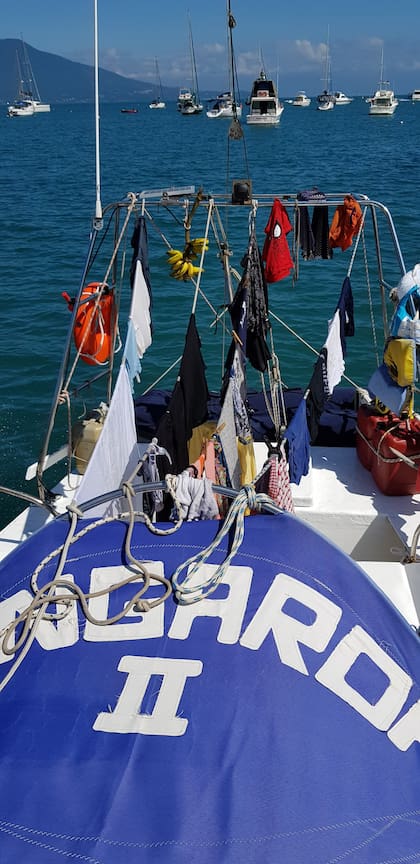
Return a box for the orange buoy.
[72,282,115,366]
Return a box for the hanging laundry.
[217,378,242,490]
[262,198,294,283]
[170,469,219,521]
[237,437,257,487]
[130,260,152,358]
[141,439,171,514]
[123,319,142,389]
[155,314,209,474]
[283,399,310,485]
[256,453,295,512]
[324,310,345,395]
[312,206,333,259]
[222,277,253,442]
[329,195,363,251]
[336,276,355,355]
[296,188,331,260]
[188,420,217,466]
[212,436,230,518]
[130,215,152,300]
[234,224,271,373]
[305,348,329,442]
[218,248,258,489]
[367,363,408,416]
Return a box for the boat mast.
[379,46,385,86]
[21,36,41,101]
[155,57,164,101]
[35,0,104,499]
[93,0,103,227]
[15,50,24,99]
[322,26,331,92]
[188,15,200,102]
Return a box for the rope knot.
[133,599,151,613]
[243,484,258,511]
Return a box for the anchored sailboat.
[178,17,203,115]
[8,38,50,116]
[206,3,242,119]
[317,29,335,111]
[149,58,166,109]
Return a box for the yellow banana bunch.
[166,248,184,265]
[191,237,209,255]
[166,239,208,280]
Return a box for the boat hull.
[7,105,34,116]
[246,113,282,125]
[207,105,242,119]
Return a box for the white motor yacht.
[334,91,353,105]
[369,48,398,115]
[369,87,398,115]
[291,91,311,107]
[246,70,284,125]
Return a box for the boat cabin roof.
[250,78,276,97]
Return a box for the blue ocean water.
[1,97,420,529]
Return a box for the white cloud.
[235,51,260,76]
[295,40,324,64]
[201,42,225,57]
[366,36,384,48]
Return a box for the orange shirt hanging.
[329,195,363,251]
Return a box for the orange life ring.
[257,90,269,97]
[73,282,115,366]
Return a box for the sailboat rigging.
[177,17,203,115]
[317,28,335,111]
[8,38,51,116]
[149,58,166,109]
[206,2,242,119]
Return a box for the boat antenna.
[93,0,103,229]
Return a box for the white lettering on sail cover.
[84,563,165,641]
[169,563,253,643]
[93,655,202,735]
[315,625,412,730]
[387,699,420,751]
[1,562,419,751]
[240,572,342,674]
[0,578,78,663]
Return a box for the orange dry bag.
[72,282,115,366]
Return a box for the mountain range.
[1,39,180,104]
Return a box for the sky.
[2,0,420,96]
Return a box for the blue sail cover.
[0,512,419,863]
